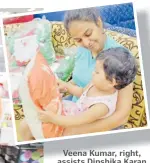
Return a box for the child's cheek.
[92,75,97,84]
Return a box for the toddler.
[38,47,137,129]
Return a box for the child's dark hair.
[96,47,138,90]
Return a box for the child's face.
[92,60,115,91]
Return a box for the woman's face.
[68,19,106,54]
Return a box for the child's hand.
[38,110,54,123]
[57,79,68,93]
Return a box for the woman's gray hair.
[64,7,100,32]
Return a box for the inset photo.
[0,46,6,72]
[0,74,9,99]
[0,99,14,145]
[0,143,44,163]
[1,2,149,145]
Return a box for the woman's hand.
[38,110,54,123]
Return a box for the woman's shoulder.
[77,46,90,53]
[76,46,91,60]
[105,34,123,49]
[105,35,132,53]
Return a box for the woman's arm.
[38,103,108,127]
[63,83,133,135]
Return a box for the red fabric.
[3,15,34,25]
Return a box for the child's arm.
[38,103,109,127]
[58,79,85,97]
[68,79,76,85]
